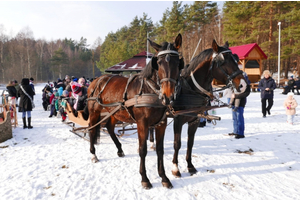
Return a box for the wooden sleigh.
[0,104,13,143]
[65,102,136,141]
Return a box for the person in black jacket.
[6,80,17,107]
[258,70,277,117]
[18,78,35,129]
[293,77,300,95]
[228,74,251,139]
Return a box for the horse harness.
[85,48,181,130]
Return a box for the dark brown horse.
[86,34,184,189]
[170,40,248,177]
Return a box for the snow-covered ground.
[1,83,300,200]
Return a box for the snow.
[1,83,300,200]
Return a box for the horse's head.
[210,40,247,93]
[148,34,184,104]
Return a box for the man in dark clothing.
[293,77,300,95]
[258,70,277,117]
[228,77,251,139]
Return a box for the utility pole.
[278,22,281,86]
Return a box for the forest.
[1,1,300,83]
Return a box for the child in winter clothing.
[283,92,298,125]
[49,92,59,117]
[56,90,69,122]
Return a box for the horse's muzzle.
[161,82,176,105]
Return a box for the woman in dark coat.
[18,78,35,129]
[258,70,277,117]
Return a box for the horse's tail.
[83,104,89,120]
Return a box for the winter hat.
[288,92,294,97]
[55,92,60,97]
[62,90,69,97]
[72,84,82,94]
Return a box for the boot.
[22,117,27,129]
[27,117,33,129]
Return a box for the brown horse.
[170,40,248,177]
[86,34,184,189]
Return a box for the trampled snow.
[1,84,300,200]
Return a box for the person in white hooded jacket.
[283,92,298,125]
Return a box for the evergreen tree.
[50,48,69,79]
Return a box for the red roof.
[229,43,268,60]
[105,51,153,73]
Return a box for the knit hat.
[62,90,69,97]
[287,92,294,96]
[72,84,82,94]
[55,92,60,97]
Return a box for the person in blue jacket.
[258,70,277,117]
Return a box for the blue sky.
[0,1,223,47]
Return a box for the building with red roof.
[105,51,153,74]
[229,43,268,83]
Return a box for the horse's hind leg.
[186,121,198,174]
[89,112,101,163]
[149,127,155,150]
[106,116,125,157]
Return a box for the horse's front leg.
[186,119,199,174]
[155,120,173,188]
[106,116,125,157]
[137,121,152,189]
[172,116,183,177]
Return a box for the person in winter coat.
[55,90,69,122]
[293,77,300,95]
[18,78,35,129]
[258,70,277,118]
[283,92,298,125]
[6,80,17,107]
[228,72,251,139]
[49,92,59,118]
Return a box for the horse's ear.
[179,57,184,70]
[224,41,229,48]
[174,33,182,50]
[212,39,219,52]
[148,39,161,53]
[151,56,158,70]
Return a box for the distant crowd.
[42,75,93,122]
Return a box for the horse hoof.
[118,152,125,157]
[172,170,181,178]
[150,146,156,151]
[91,155,99,163]
[141,182,152,189]
[162,181,173,189]
[188,167,198,175]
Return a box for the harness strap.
[99,75,117,96]
[190,71,214,99]
[89,75,109,98]
[123,74,139,101]
[73,104,123,133]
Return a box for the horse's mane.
[181,48,213,78]
[139,59,155,79]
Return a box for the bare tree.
[0,24,8,82]
[36,39,46,81]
